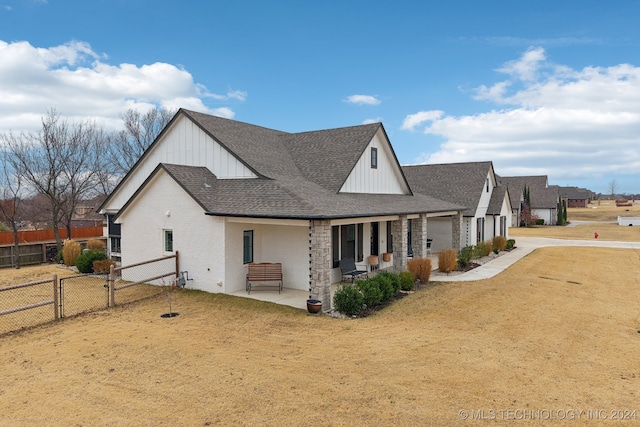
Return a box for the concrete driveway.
[430,236,640,282]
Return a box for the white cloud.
[405,47,640,191]
[344,94,381,106]
[362,117,383,125]
[400,110,444,131]
[0,39,245,132]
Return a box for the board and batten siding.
[103,114,257,212]
[340,130,410,195]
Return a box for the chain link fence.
[1,253,178,336]
[0,277,58,336]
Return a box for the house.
[99,109,465,308]
[558,186,594,208]
[498,175,561,225]
[402,161,512,249]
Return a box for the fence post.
[53,274,59,320]
[108,264,115,307]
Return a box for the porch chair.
[340,258,368,283]
[426,239,433,255]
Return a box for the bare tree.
[106,107,176,178]
[1,109,104,252]
[608,179,617,199]
[0,150,30,268]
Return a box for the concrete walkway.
[430,236,640,282]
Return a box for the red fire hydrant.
[594,232,599,239]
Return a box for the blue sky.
[1,0,640,194]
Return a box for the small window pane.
[164,230,173,252]
[243,230,254,264]
[371,147,378,169]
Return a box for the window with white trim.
[164,230,173,252]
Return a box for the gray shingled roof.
[122,163,463,220]
[559,186,594,200]
[402,162,494,216]
[182,109,382,192]
[498,175,559,209]
[108,110,467,220]
[487,185,509,215]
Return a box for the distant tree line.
[0,107,175,267]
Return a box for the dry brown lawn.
[568,199,640,222]
[1,213,640,425]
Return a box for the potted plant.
[306,295,322,314]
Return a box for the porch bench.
[246,262,283,294]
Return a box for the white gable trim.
[339,128,410,195]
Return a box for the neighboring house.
[498,175,561,225]
[402,161,512,249]
[71,196,107,228]
[99,109,465,308]
[558,186,594,208]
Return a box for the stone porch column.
[309,220,332,308]
[391,215,408,272]
[411,214,428,258]
[452,212,463,250]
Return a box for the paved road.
[430,236,640,282]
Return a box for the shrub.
[506,239,516,250]
[492,235,507,252]
[535,218,545,225]
[458,246,474,267]
[93,259,116,274]
[76,250,107,273]
[86,239,105,252]
[408,257,432,283]
[62,240,81,267]
[399,271,415,291]
[372,272,395,302]
[356,278,383,308]
[474,240,493,258]
[377,271,401,295]
[437,249,457,273]
[333,284,364,316]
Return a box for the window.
[371,147,378,169]
[370,222,379,256]
[407,219,413,257]
[476,218,484,243]
[164,230,173,252]
[486,178,490,192]
[332,226,340,268]
[333,224,364,266]
[110,237,121,254]
[386,221,393,253]
[243,230,254,264]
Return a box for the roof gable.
[402,161,495,216]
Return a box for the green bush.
[399,271,415,291]
[458,246,474,267]
[535,218,545,225]
[333,284,364,316]
[76,250,107,273]
[377,271,401,295]
[474,240,492,258]
[356,278,383,308]
[372,273,396,302]
[506,239,516,250]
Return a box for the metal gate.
[58,274,109,318]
